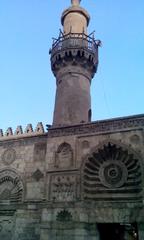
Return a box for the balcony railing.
[50,32,100,58]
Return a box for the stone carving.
[2,148,16,165]
[82,140,89,149]
[56,209,72,222]
[34,142,47,162]
[0,170,23,202]
[32,169,44,181]
[0,217,14,240]
[50,175,77,202]
[99,160,128,188]
[48,115,144,137]
[130,134,140,144]
[55,142,73,168]
[83,142,142,200]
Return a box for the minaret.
[50,0,100,126]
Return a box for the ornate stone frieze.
[48,114,144,137]
[82,142,142,200]
[50,174,79,202]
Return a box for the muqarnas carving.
[34,142,47,162]
[50,175,77,202]
[83,142,142,200]
[55,142,73,168]
[0,170,23,202]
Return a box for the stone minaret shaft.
[50,1,99,126]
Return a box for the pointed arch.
[55,142,73,169]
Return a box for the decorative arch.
[82,141,142,201]
[56,209,73,222]
[0,169,23,203]
[55,142,73,168]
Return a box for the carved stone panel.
[2,148,16,165]
[33,142,47,162]
[81,140,89,149]
[130,134,140,144]
[0,216,14,240]
[32,169,44,182]
[50,174,78,202]
[0,170,23,203]
[55,142,73,169]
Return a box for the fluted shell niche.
[83,142,142,200]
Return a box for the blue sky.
[0,0,144,132]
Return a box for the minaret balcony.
[50,33,100,69]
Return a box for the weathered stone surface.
[0,115,143,239]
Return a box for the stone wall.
[0,115,143,239]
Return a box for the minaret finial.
[71,0,81,6]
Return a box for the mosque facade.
[0,1,144,239]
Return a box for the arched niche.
[81,141,142,201]
[0,169,24,203]
[55,142,73,169]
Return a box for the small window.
[88,109,92,122]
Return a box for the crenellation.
[5,127,13,136]
[0,122,46,140]
[0,129,3,137]
[25,124,33,134]
[15,125,23,135]
[35,122,45,134]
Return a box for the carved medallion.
[99,161,128,188]
[2,148,16,165]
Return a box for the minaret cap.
[61,0,90,27]
[71,0,81,6]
